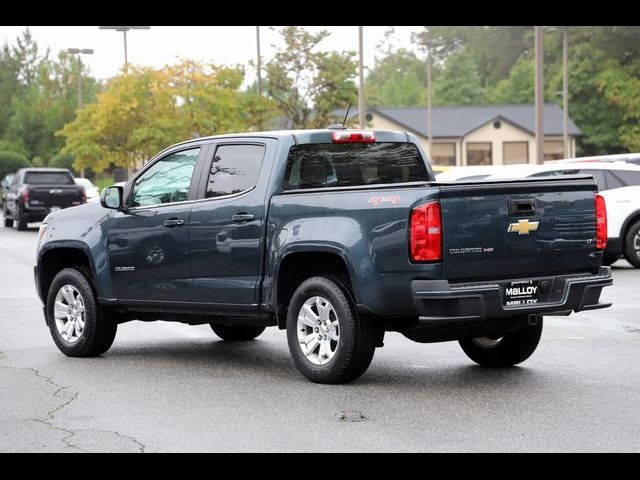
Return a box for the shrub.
[0,151,31,179]
[48,152,75,172]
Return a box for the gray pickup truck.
[34,128,613,383]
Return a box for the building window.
[431,143,456,166]
[503,142,529,165]
[466,142,492,165]
[544,141,565,161]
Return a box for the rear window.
[283,143,428,191]
[24,172,73,185]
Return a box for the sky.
[0,26,424,84]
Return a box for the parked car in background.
[74,177,100,203]
[3,168,86,230]
[434,166,497,182]
[476,162,640,191]
[545,153,640,166]
[599,186,640,267]
[1,173,15,210]
[437,162,640,192]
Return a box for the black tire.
[623,221,640,268]
[3,215,12,227]
[46,267,117,357]
[209,323,265,341]
[15,208,27,230]
[286,276,378,384]
[458,318,543,367]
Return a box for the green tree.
[0,151,30,179]
[433,52,486,105]
[489,56,535,104]
[59,60,278,173]
[265,27,357,128]
[366,48,427,107]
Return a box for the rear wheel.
[209,323,265,341]
[15,208,27,231]
[286,276,379,384]
[458,318,543,367]
[3,213,11,227]
[46,268,117,357]
[623,221,640,268]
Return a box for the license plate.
[504,280,539,306]
[50,206,61,212]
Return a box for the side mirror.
[101,185,124,210]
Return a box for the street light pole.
[66,48,94,177]
[427,42,433,164]
[562,26,569,158]
[256,26,262,97]
[534,26,545,164]
[99,27,150,176]
[358,26,365,128]
[99,26,150,73]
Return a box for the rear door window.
[283,143,428,191]
[610,170,640,188]
[205,144,265,198]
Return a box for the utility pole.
[99,27,150,176]
[358,26,365,128]
[427,40,433,163]
[562,26,569,158]
[66,48,93,177]
[256,26,262,96]
[534,26,545,164]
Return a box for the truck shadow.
[101,337,543,390]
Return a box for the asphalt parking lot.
[1,220,639,452]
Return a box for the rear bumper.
[411,266,613,323]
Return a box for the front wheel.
[46,268,117,357]
[209,323,265,341]
[458,318,543,367]
[286,276,379,384]
[623,221,640,268]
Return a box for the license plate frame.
[504,280,539,306]
[49,206,61,212]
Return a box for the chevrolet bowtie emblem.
[508,219,539,235]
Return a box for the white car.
[74,178,100,203]
[599,186,640,267]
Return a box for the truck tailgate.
[29,185,84,209]
[438,176,600,282]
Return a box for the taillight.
[595,194,607,250]
[331,130,375,143]
[19,187,29,204]
[410,201,442,262]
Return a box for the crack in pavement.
[0,359,146,452]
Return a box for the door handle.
[163,218,185,227]
[509,198,536,216]
[231,213,254,223]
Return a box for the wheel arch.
[273,246,357,329]
[621,210,640,248]
[38,241,99,304]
